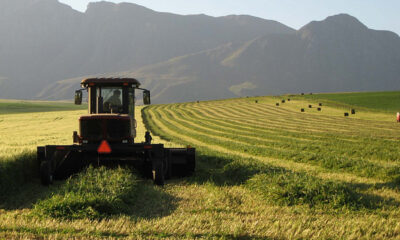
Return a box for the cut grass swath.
[33,166,140,220]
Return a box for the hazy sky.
[58,0,400,35]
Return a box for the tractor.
[37,78,195,186]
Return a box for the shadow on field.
[0,181,59,210]
[0,151,38,195]
[1,179,178,220]
[1,163,178,221]
[188,152,399,211]
[190,152,286,186]
[0,151,44,209]
[128,183,179,220]
[374,176,400,192]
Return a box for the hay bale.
[287,99,291,101]
[301,108,305,112]
[317,108,321,111]
[344,113,349,117]
[351,109,356,114]
[281,100,285,103]
[308,105,312,108]
[276,103,280,106]
[319,103,322,106]
[255,100,258,103]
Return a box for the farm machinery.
[37,78,195,186]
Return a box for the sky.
[58,0,400,35]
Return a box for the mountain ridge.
[0,1,399,103]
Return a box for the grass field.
[1,93,400,239]
[0,99,86,114]
[303,91,400,113]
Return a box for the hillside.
[1,93,400,238]
[0,1,399,103]
[39,13,400,103]
[0,0,293,99]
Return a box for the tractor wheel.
[40,161,53,186]
[164,150,172,180]
[185,149,195,175]
[177,149,195,177]
[37,147,45,167]
[152,160,165,186]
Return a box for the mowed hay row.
[154,102,397,177]
[166,104,400,169]
[148,105,400,184]
[189,99,400,148]
[141,100,400,238]
[178,103,400,165]
[189,100,399,141]
[214,102,399,137]
[144,99,400,193]
[162,102,400,171]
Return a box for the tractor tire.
[152,160,165,186]
[185,149,195,175]
[164,150,172,180]
[37,147,45,166]
[40,161,53,186]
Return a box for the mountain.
[1,1,399,103]
[125,14,400,102]
[0,0,82,97]
[0,0,293,99]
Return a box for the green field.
[1,92,400,239]
[303,91,400,112]
[0,99,86,114]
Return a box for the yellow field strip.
[174,105,320,144]
[197,102,400,140]
[162,105,400,170]
[148,104,400,202]
[218,103,389,136]
[149,108,378,184]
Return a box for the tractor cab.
[74,78,150,144]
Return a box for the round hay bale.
[276,103,280,106]
[319,103,322,106]
[281,100,285,103]
[301,108,305,112]
[317,108,321,111]
[308,105,312,108]
[344,113,349,117]
[351,109,356,114]
[288,98,291,101]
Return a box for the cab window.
[102,87,123,113]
